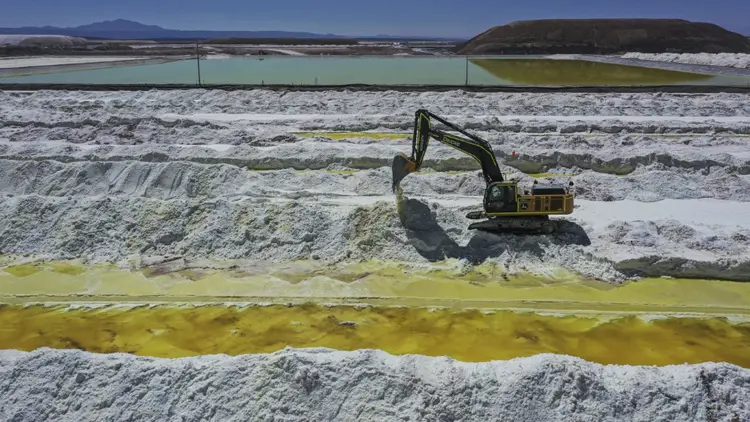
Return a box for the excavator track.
[466,212,557,234]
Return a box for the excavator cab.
[484,182,519,213]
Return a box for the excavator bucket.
[391,153,418,192]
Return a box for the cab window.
[489,185,514,203]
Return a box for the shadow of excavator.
[397,196,591,264]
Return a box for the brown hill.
[457,19,750,55]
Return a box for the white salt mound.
[0,347,748,422]
[0,56,144,69]
[0,34,87,47]
[620,53,750,69]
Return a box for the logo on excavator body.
[444,138,462,148]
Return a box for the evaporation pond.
[3,56,749,86]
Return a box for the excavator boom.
[392,109,504,191]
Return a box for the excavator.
[391,109,575,234]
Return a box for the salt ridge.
[0,347,748,422]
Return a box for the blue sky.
[2,0,748,38]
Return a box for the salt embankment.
[0,347,748,422]
[620,53,750,69]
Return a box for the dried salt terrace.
[1,88,750,421]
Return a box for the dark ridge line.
[2,83,750,94]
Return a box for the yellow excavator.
[392,109,575,234]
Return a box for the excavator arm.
[392,109,504,191]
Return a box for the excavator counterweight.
[391,109,575,235]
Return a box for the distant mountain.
[0,19,461,41]
[0,19,341,39]
[73,19,165,33]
